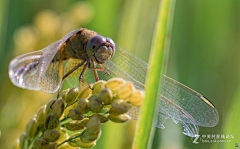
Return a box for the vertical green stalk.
[132,0,175,148]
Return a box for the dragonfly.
[9,28,219,137]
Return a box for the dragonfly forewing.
[100,45,219,137]
[160,75,219,127]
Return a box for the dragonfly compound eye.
[86,35,106,56]
[87,35,115,64]
[106,37,115,54]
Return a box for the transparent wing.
[103,44,148,89]
[160,75,219,127]
[9,41,61,93]
[64,58,96,88]
[9,50,43,91]
[64,59,84,88]
[9,29,81,93]
[103,60,199,136]
[157,94,199,137]
[101,44,219,137]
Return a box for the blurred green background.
[0,0,239,149]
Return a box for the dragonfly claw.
[104,70,109,75]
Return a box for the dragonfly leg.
[88,64,109,75]
[79,59,93,90]
[56,60,86,98]
[90,60,99,82]
[98,64,109,75]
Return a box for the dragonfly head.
[86,35,115,64]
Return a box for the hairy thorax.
[54,28,98,61]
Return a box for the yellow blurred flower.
[34,10,61,38]
[13,1,94,54]
[13,25,38,55]
[68,1,94,25]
